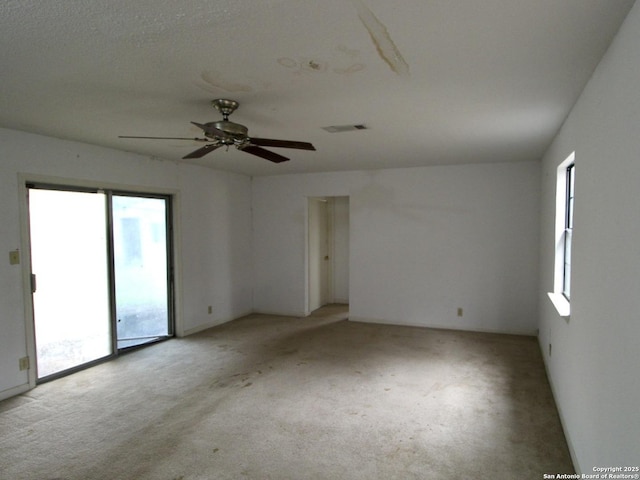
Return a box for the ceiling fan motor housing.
[205,120,249,144]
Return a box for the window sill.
[547,292,570,318]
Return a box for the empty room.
[1,1,639,478]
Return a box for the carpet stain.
[280,349,299,356]
[210,370,259,389]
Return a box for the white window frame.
[562,163,575,299]
[548,152,575,317]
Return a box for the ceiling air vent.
[322,124,368,133]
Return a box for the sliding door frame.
[18,174,181,388]
[107,190,175,351]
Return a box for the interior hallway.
[0,305,573,479]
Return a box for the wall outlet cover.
[9,250,20,265]
[19,356,29,370]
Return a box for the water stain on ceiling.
[200,70,253,93]
[277,44,366,76]
[349,0,410,76]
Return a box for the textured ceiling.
[0,0,636,176]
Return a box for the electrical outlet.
[208,306,213,315]
[19,356,29,371]
[9,250,20,265]
[457,307,463,317]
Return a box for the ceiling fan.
[119,99,316,163]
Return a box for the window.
[563,163,575,299]
[548,152,575,317]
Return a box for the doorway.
[307,196,349,313]
[28,185,174,381]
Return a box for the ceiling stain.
[300,58,328,73]
[333,44,365,74]
[349,0,409,76]
[276,57,329,75]
[200,70,253,93]
[277,57,298,69]
[277,50,365,76]
[307,60,322,71]
[336,44,361,59]
[333,63,365,75]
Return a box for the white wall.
[251,172,360,316]
[0,128,253,400]
[538,0,640,471]
[178,165,253,335]
[252,162,541,334]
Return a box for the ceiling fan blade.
[249,137,316,151]
[119,135,209,141]
[240,145,290,163]
[190,121,227,138]
[182,144,221,159]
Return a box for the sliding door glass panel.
[29,189,112,379]
[112,195,170,349]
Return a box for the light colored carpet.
[0,305,574,479]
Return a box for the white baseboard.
[183,309,314,337]
[348,315,536,336]
[251,309,308,318]
[181,310,253,337]
[0,383,31,402]
[538,338,581,474]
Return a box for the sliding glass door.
[29,189,112,379]
[112,195,171,349]
[28,186,173,381]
